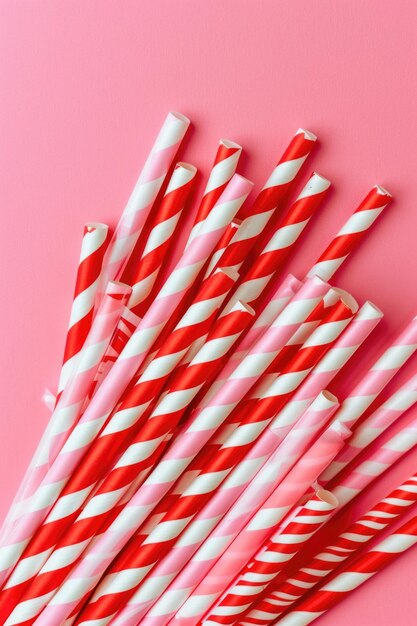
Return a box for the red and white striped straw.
[192,295,356,468]
[152,279,333,500]
[270,512,417,626]
[103,111,190,284]
[205,490,338,625]
[0,174,253,589]
[57,222,110,396]
[244,474,417,626]
[331,411,417,509]
[229,172,330,309]
[323,370,417,480]
[168,421,350,626]
[264,301,383,440]
[126,162,197,318]
[208,274,302,386]
[306,185,392,281]
[0,270,238,620]
[122,296,357,626]
[30,279,328,626]
[211,129,317,275]
[320,314,417,483]
[0,279,130,541]
[186,140,242,249]
[6,303,255,626]
[105,393,338,626]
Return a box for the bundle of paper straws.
[2,111,417,626]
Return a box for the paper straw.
[126,162,197,318]
[271,513,417,626]
[57,222,110,396]
[0,269,238,617]
[114,294,358,620]
[207,275,302,387]
[229,173,330,309]
[5,302,255,626]
[204,221,241,277]
[0,174,253,590]
[168,421,350,626]
[91,306,141,394]
[244,474,417,626]
[195,294,356,465]
[323,371,417,479]
[306,185,392,281]
[102,111,190,284]
[320,314,417,483]
[185,140,242,249]
[261,302,383,441]
[0,280,130,541]
[211,129,317,275]
[205,490,338,625]
[155,279,334,500]
[29,279,328,626]
[101,393,338,626]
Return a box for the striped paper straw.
[306,185,392,281]
[109,294,352,620]
[127,162,197,318]
[0,174,253,589]
[29,279,329,626]
[0,270,238,619]
[0,280,130,541]
[5,303,255,626]
[102,393,338,626]
[103,111,190,284]
[58,222,110,396]
[244,474,417,626]
[272,513,417,626]
[320,314,417,483]
[207,274,302,387]
[323,371,417,479]
[229,172,330,309]
[205,490,338,625]
[168,421,350,626]
[211,129,317,275]
[185,140,242,249]
[91,306,141,394]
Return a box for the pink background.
[1,1,417,623]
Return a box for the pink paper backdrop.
[1,1,417,623]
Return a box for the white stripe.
[4,548,53,587]
[263,220,309,253]
[263,157,307,189]
[337,208,382,236]
[69,280,99,327]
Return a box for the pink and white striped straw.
[167,421,350,626]
[0,175,253,589]
[104,393,338,626]
[320,314,417,484]
[102,111,190,285]
[29,279,329,626]
[0,270,238,620]
[0,280,130,541]
[322,370,417,480]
